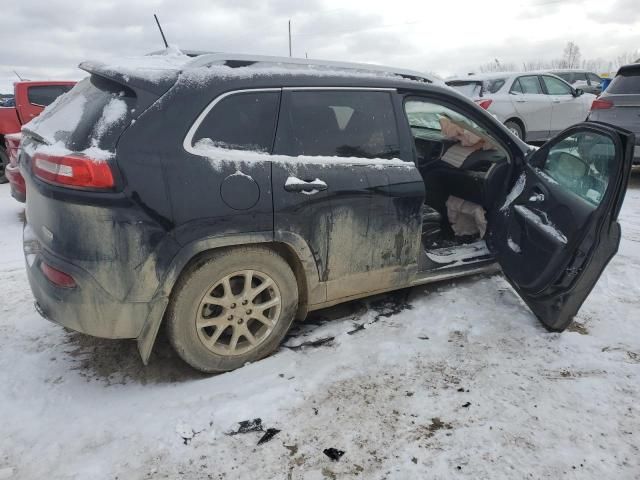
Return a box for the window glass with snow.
[192,91,280,153]
[274,90,400,159]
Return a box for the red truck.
[1,81,76,201]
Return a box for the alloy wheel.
[195,270,282,356]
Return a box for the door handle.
[553,100,561,103]
[529,192,545,202]
[284,177,328,194]
[515,100,526,103]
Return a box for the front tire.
[166,246,298,373]
[504,120,524,141]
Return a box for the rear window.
[23,76,135,151]
[274,90,400,159]
[447,81,482,98]
[607,68,640,94]
[27,85,73,107]
[447,79,505,97]
[192,91,280,153]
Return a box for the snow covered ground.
[0,177,639,480]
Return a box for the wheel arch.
[504,116,526,140]
[136,234,322,364]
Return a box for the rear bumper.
[6,164,26,202]
[24,223,151,339]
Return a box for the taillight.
[590,99,613,110]
[474,99,493,110]
[40,262,77,288]
[32,152,114,189]
[5,133,21,166]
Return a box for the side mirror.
[573,88,584,97]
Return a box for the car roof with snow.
[446,72,519,82]
[79,51,444,97]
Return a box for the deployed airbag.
[446,196,487,238]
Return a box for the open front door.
[488,122,634,331]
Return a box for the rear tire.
[166,246,298,373]
[0,147,9,184]
[504,120,524,141]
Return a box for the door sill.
[419,239,493,273]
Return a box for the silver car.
[446,72,596,142]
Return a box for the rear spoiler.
[79,60,181,108]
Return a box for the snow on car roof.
[82,47,441,87]
[446,72,519,82]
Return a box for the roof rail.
[183,53,437,83]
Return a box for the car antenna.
[13,70,24,81]
[154,14,169,49]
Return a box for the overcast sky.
[1,0,638,93]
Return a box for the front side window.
[192,91,280,153]
[542,76,573,95]
[518,76,543,94]
[542,131,614,206]
[274,90,400,159]
[27,85,73,107]
[404,98,507,167]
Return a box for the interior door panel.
[488,122,634,331]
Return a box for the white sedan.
[446,72,596,142]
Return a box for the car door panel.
[510,76,551,139]
[272,88,424,304]
[541,75,583,133]
[488,122,633,330]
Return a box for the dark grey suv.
[550,69,604,95]
[20,53,634,372]
[588,63,640,163]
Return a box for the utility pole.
[288,19,292,57]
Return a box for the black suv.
[21,53,634,372]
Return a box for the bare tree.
[473,45,638,76]
[478,58,517,73]
[562,41,581,69]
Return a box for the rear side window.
[27,85,73,106]
[484,78,506,94]
[607,69,640,94]
[518,76,543,94]
[274,90,400,159]
[446,81,482,98]
[588,73,602,87]
[510,79,523,94]
[572,72,589,87]
[555,72,573,83]
[192,91,280,153]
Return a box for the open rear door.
[488,122,634,331]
